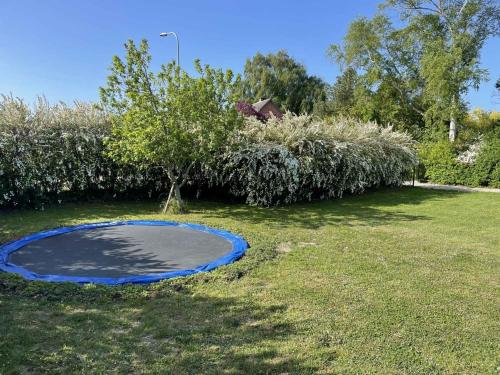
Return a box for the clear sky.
[1,0,498,109]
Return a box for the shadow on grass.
[198,187,464,230]
[0,201,160,242]
[0,282,315,374]
[9,228,185,278]
[0,187,470,373]
[0,187,464,239]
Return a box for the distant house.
[252,98,283,119]
[237,98,283,121]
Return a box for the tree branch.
[178,161,196,188]
[459,0,469,15]
[378,41,427,117]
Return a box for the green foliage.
[419,128,500,187]
[314,67,368,119]
[240,50,327,114]
[387,0,500,140]
[463,108,500,132]
[327,15,426,137]
[100,39,243,211]
[0,95,166,208]
[329,0,500,141]
[455,108,500,147]
[329,67,359,116]
[208,114,417,206]
[472,131,500,187]
[418,141,463,183]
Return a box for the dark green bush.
[472,132,500,188]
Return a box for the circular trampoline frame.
[0,220,249,285]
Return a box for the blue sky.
[1,0,498,109]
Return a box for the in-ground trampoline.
[0,221,249,285]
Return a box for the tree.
[328,67,359,116]
[328,15,427,136]
[100,39,242,213]
[314,68,375,121]
[329,1,499,141]
[240,50,327,114]
[313,68,358,118]
[386,0,500,141]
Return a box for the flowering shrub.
[1,97,419,208]
[457,139,483,164]
[0,96,167,207]
[205,113,418,206]
[217,144,300,205]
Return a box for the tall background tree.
[240,50,327,114]
[314,67,362,118]
[327,15,427,137]
[388,0,500,141]
[328,0,500,141]
[100,39,242,213]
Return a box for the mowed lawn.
[0,188,499,374]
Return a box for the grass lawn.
[0,187,499,374]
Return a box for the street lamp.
[159,31,179,67]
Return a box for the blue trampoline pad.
[0,221,249,285]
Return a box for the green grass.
[0,188,499,374]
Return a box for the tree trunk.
[449,94,458,142]
[162,168,186,213]
[162,183,175,214]
[449,113,457,142]
[173,181,185,212]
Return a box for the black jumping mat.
[9,225,233,278]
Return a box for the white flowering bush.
[206,113,417,206]
[1,97,417,208]
[457,138,483,164]
[217,144,300,206]
[0,96,166,207]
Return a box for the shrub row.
[204,114,417,206]
[0,96,167,207]
[1,97,418,208]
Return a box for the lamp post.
[159,31,179,67]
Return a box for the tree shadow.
[0,288,317,374]
[0,201,159,243]
[9,226,233,278]
[197,187,465,230]
[0,187,465,239]
[9,230,176,278]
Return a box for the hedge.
[1,97,418,208]
[0,96,167,207]
[204,114,418,206]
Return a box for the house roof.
[252,98,272,112]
